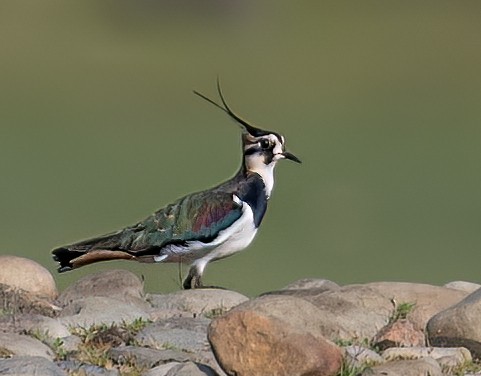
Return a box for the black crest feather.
[193,78,271,137]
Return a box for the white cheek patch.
[273,143,283,155]
[244,133,286,198]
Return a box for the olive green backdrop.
[1,1,480,295]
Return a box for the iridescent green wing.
[128,190,243,254]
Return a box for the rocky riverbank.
[1,255,481,375]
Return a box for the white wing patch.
[153,254,168,262]
[233,194,242,206]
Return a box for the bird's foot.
[182,265,225,290]
[182,270,203,290]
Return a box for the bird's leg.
[183,266,203,290]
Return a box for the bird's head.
[194,80,301,180]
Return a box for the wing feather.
[128,190,243,257]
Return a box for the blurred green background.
[1,1,481,296]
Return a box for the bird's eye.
[259,139,270,149]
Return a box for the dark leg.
[183,266,203,290]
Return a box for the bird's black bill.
[282,152,302,163]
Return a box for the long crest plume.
[193,78,271,137]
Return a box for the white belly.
[207,200,258,261]
[189,196,258,276]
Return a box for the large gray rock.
[361,357,442,376]
[0,313,70,338]
[363,282,467,331]
[59,296,150,327]
[29,315,71,339]
[427,288,481,358]
[269,281,466,343]
[108,345,191,368]
[135,317,225,374]
[135,317,211,353]
[0,314,70,338]
[147,288,248,318]
[299,284,393,340]
[0,356,66,376]
[208,295,342,376]
[57,269,146,307]
[0,332,54,360]
[0,256,58,300]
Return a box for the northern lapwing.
[52,81,301,289]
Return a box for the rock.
[147,288,248,318]
[194,350,227,376]
[128,317,225,374]
[361,357,442,376]
[0,314,70,338]
[145,361,216,376]
[59,296,150,327]
[382,346,472,364]
[0,332,54,359]
[343,345,385,368]
[0,356,66,376]
[165,361,217,376]
[148,308,199,321]
[281,278,340,291]
[56,269,146,307]
[144,362,181,376]
[294,281,467,340]
[0,313,70,338]
[60,335,82,352]
[57,360,119,375]
[135,317,211,353]
[373,319,425,350]
[437,354,469,371]
[427,288,481,359]
[108,345,191,368]
[444,281,481,294]
[363,282,468,331]
[299,284,393,340]
[0,283,58,317]
[263,278,340,297]
[27,315,71,339]
[0,256,57,300]
[208,295,342,376]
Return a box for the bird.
[52,80,301,289]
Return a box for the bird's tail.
[52,231,135,272]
